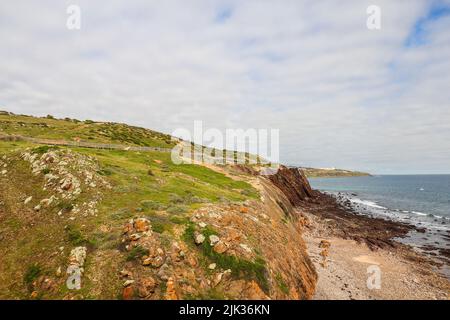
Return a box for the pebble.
[208,263,217,270]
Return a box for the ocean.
[309,175,450,270]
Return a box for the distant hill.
[300,167,371,178]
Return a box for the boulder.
[194,233,205,245]
[123,280,135,287]
[137,277,156,298]
[209,235,220,246]
[208,263,217,270]
[213,241,228,254]
[134,218,151,232]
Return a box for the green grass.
[146,215,173,234]
[57,201,74,213]
[32,145,59,154]
[183,224,269,293]
[0,112,263,299]
[24,264,42,288]
[275,272,289,295]
[1,113,176,148]
[74,148,259,223]
[66,225,89,246]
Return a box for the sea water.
[309,175,450,271]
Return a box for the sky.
[1,0,450,174]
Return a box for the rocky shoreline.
[298,191,450,299]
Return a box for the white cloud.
[0,0,449,173]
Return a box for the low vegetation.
[183,223,269,293]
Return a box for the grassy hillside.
[0,111,175,148]
[0,112,266,299]
[0,111,317,300]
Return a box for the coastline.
[299,192,449,299]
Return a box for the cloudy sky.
[1,0,450,174]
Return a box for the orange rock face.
[239,206,249,213]
[122,286,134,300]
[134,218,150,233]
[165,277,178,300]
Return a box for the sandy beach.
[300,193,450,300]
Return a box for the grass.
[146,214,173,234]
[1,113,176,148]
[126,245,150,261]
[0,112,263,299]
[275,272,289,295]
[140,200,163,211]
[78,148,259,223]
[24,264,42,287]
[183,223,269,293]
[57,201,74,214]
[66,225,89,246]
[166,205,187,215]
[31,145,59,154]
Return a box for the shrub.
[32,145,58,154]
[66,225,87,246]
[24,264,41,286]
[126,245,149,261]
[169,216,189,225]
[166,205,187,215]
[275,273,289,294]
[183,224,269,293]
[140,200,163,210]
[97,168,113,176]
[168,193,184,204]
[57,201,73,214]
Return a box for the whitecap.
[349,198,387,210]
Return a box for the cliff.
[268,166,314,206]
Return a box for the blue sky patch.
[405,2,450,47]
[215,6,233,23]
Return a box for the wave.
[348,197,387,210]
[330,191,450,223]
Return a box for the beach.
[300,192,450,300]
